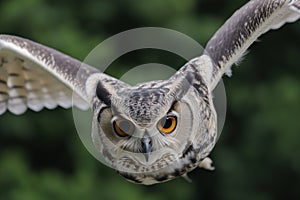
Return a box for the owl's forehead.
[116,87,173,126]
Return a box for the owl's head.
[87,57,217,185]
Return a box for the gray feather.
[0,35,101,114]
[205,0,300,89]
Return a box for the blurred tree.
[0,0,299,200]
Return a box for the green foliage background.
[0,0,299,199]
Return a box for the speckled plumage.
[0,0,299,185]
[206,0,300,89]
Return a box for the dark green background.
[0,0,299,199]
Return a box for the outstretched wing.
[0,35,101,115]
[205,0,300,90]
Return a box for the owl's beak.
[141,137,152,162]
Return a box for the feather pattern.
[0,35,101,114]
[205,0,300,89]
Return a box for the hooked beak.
[141,136,152,162]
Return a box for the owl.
[0,0,299,185]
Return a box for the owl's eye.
[157,115,177,134]
[113,119,135,137]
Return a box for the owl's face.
[91,71,217,185]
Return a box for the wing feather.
[0,35,100,115]
[205,0,300,89]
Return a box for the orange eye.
[157,115,177,134]
[113,119,135,137]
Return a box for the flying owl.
[0,0,299,185]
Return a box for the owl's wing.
[0,34,107,115]
[205,0,300,90]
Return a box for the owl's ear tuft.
[86,73,124,106]
[96,82,112,106]
[167,71,195,100]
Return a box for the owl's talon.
[198,157,215,171]
[181,173,192,183]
